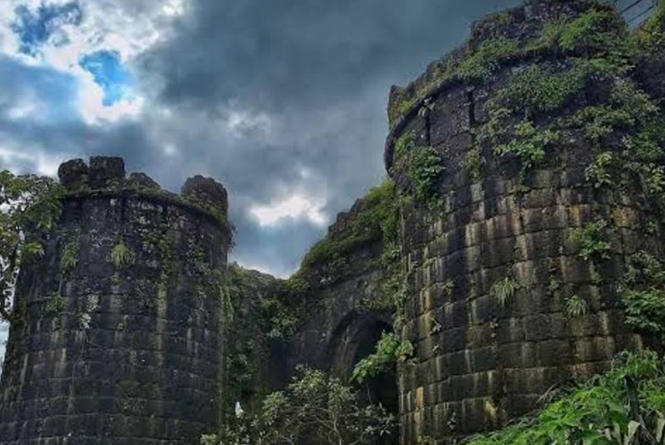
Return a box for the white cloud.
[225,108,272,138]
[249,192,328,227]
[0,0,190,124]
[0,145,73,176]
[76,70,143,124]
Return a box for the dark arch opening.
[328,313,399,421]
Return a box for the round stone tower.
[385,1,664,443]
[0,157,232,444]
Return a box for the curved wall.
[386,1,663,443]
[0,157,231,445]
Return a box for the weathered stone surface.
[127,172,160,190]
[58,158,89,190]
[88,156,125,188]
[385,2,664,444]
[0,158,230,445]
[182,175,229,215]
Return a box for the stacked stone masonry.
[385,1,664,443]
[0,157,231,445]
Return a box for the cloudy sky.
[0,0,652,368]
[0,0,538,278]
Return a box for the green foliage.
[557,7,633,70]
[572,220,611,262]
[564,295,588,318]
[111,237,135,269]
[456,37,520,83]
[464,351,665,445]
[301,179,399,269]
[60,241,78,276]
[351,332,414,383]
[495,120,560,174]
[207,367,396,445]
[635,0,665,52]
[157,232,176,279]
[527,16,570,52]
[409,146,444,207]
[585,152,614,189]
[45,293,66,316]
[496,65,586,118]
[0,170,65,321]
[623,288,665,339]
[490,276,518,308]
[463,146,483,182]
[621,251,665,341]
[258,275,309,342]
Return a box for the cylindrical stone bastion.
[0,157,232,444]
[385,1,664,443]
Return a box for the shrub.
[490,276,518,308]
[205,367,396,445]
[572,220,611,262]
[352,332,414,383]
[463,351,665,445]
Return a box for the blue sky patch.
[11,2,83,56]
[79,50,133,106]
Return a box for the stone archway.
[327,312,398,415]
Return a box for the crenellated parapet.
[0,157,231,445]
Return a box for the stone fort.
[1,0,665,443]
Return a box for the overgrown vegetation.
[456,37,520,83]
[111,236,135,268]
[387,0,634,128]
[572,220,611,262]
[351,332,414,384]
[0,171,64,321]
[621,251,665,341]
[490,276,518,308]
[204,366,396,445]
[301,179,399,269]
[393,131,444,208]
[564,295,588,318]
[463,351,665,445]
[44,293,66,316]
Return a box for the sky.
[0,0,652,369]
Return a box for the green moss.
[527,16,570,52]
[463,146,483,182]
[558,7,633,69]
[45,293,66,316]
[111,236,134,269]
[157,231,176,279]
[60,240,78,276]
[494,64,586,118]
[456,37,520,83]
[301,180,399,268]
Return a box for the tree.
[203,366,396,445]
[0,170,64,321]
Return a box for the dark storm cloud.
[1,0,524,277]
[139,0,520,111]
[130,0,522,275]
